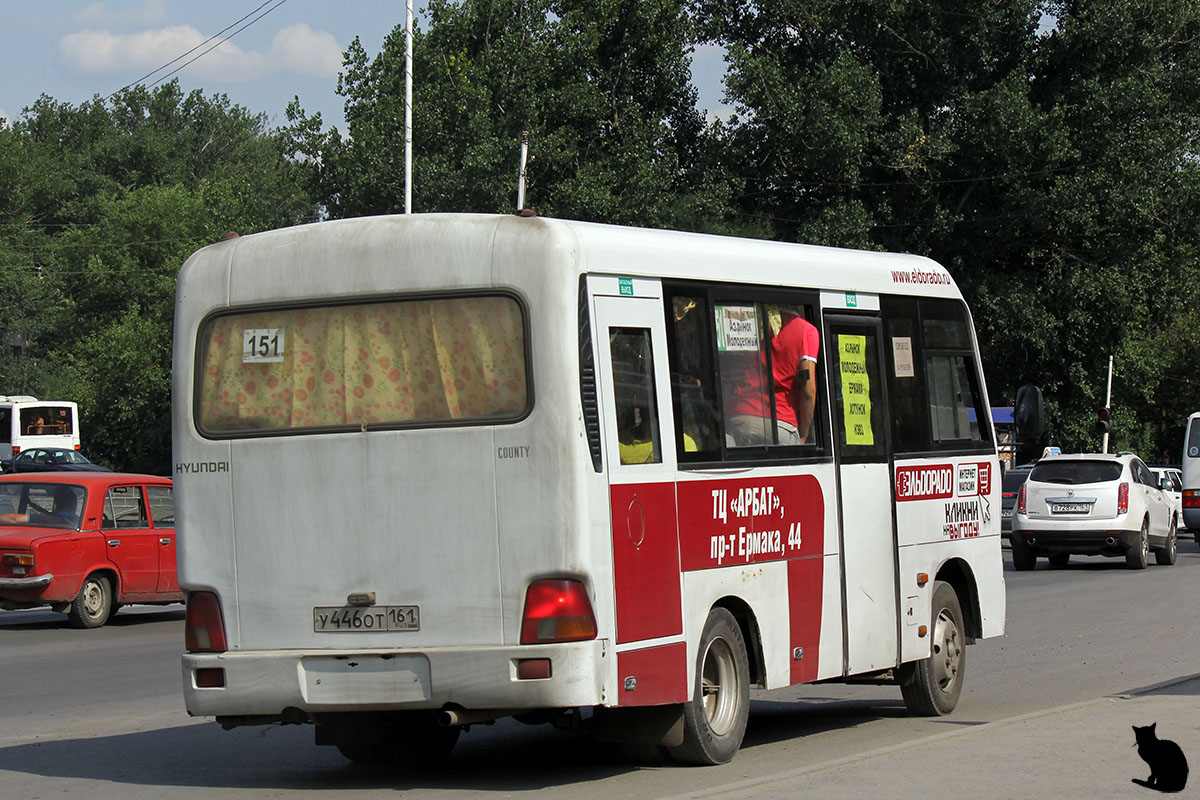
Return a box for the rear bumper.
[1183,508,1200,531]
[1010,527,1140,554]
[182,640,609,718]
[0,573,54,590]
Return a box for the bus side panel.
[787,556,823,684]
[676,470,834,688]
[615,643,688,705]
[609,482,682,644]
[893,455,1005,664]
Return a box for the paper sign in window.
[892,336,914,378]
[714,305,759,352]
[243,328,285,363]
[839,334,874,446]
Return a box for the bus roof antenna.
[516,131,530,212]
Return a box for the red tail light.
[185,591,228,653]
[1117,482,1129,515]
[1184,489,1200,508]
[520,579,597,644]
[1016,484,1026,514]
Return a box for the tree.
[695,0,1200,458]
[4,81,318,472]
[287,0,736,231]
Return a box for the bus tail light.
[1118,482,1129,515]
[1016,484,1026,514]
[185,591,228,653]
[520,579,597,644]
[1183,489,1200,508]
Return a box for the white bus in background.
[173,213,1010,766]
[1181,411,1200,534]
[0,396,81,460]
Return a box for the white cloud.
[58,22,343,85]
[269,24,342,79]
[74,1,166,29]
[60,26,267,83]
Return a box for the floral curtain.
[199,295,528,433]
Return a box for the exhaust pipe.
[438,708,521,727]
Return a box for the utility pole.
[1101,354,1113,454]
[404,0,414,214]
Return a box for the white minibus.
[1181,411,1200,532]
[173,213,1005,766]
[0,396,81,459]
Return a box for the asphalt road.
[2,543,1198,798]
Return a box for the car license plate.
[313,606,420,632]
[1051,502,1091,514]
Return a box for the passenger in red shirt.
[728,311,819,446]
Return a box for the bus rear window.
[196,294,530,436]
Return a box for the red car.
[0,473,179,627]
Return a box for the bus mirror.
[1013,385,1044,442]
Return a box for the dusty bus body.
[173,213,1004,765]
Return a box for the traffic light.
[1097,406,1110,434]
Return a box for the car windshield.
[1029,460,1123,485]
[0,482,86,529]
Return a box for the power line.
[108,0,291,99]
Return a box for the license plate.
[313,606,420,632]
[1051,502,1091,514]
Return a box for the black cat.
[1132,723,1189,793]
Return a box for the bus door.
[824,313,898,675]
[593,286,686,705]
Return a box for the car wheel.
[1155,518,1178,566]
[669,607,750,765]
[1126,521,1150,570]
[67,573,113,628]
[901,581,966,716]
[1011,537,1037,571]
[1048,552,1070,568]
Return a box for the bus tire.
[901,581,965,716]
[378,711,460,766]
[669,607,749,765]
[67,573,113,629]
[336,743,386,764]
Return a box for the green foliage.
[4,1,1198,468]
[0,81,317,473]
[285,0,736,230]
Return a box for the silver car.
[1011,453,1177,570]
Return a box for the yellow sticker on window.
[839,334,874,446]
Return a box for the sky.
[0,0,732,132]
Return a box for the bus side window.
[0,409,9,445]
[882,296,928,453]
[920,299,991,447]
[668,295,719,457]
[609,328,662,465]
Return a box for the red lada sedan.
[0,473,179,627]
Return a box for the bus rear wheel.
[901,581,965,716]
[377,711,460,766]
[669,608,749,765]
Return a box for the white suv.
[1011,453,1178,570]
